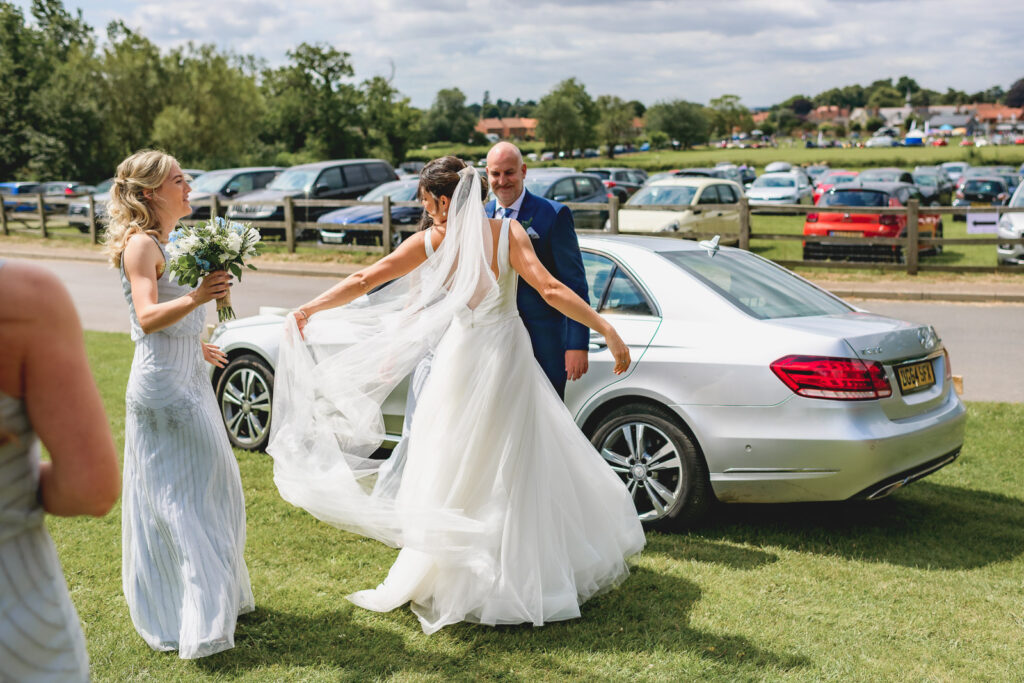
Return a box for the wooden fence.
[4,193,1024,275]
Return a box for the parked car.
[67,178,114,231]
[0,181,42,211]
[226,159,398,238]
[997,181,1024,265]
[940,162,969,183]
[39,181,96,197]
[675,166,743,185]
[186,167,283,219]
[911,169,954,206]
[582,167,648,201]
[318,178,422,247]
[207,235,966,529]
[745,171,813,211]
[858,168,914,184]
[952,177,1011,220]
[804,165,830,182]
[522,171,612,231]
[812,170,858,204]
[764,161,793,173]
[803,182,942,262]
[614,177,742,237]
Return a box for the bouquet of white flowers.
[165,217,261,322]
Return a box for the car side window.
[698,186,720,204]
[227,174,255,194]
[344,164,370,186]
[574,177,596,198]
[719,184,739,203]
[367,163,393,183]
[255,171,278,189]
[627,171,646,185]
[603,269,653,316]
[581,252,615,310]
[551,178,575,201]
[318,167,345,190]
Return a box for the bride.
[268,156,645,634]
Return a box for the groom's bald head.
[487,142,526,207]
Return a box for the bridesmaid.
[0,259,121,681]
[105,149,254,658]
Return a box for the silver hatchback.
[208,235,966,529]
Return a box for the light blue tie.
[501,207,515,220]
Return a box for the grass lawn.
[40,332,1024,680]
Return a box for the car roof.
[646,176,735,189]
[285,159,391,171]
[580,233,710,254]
[201,166,285,174]
[583,166,634,172]
[842,181,909,193]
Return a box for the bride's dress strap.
[499,217,512,277]
[425,229,435,257]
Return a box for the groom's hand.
[565,350,589,381]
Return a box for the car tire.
[215,354,274,451]
[589,403,711,530]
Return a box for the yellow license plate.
[896,360,936,394]
[970,202,990,207]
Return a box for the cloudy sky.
[16,0,1024,109]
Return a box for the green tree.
[595,94,634,158]
[644,99,708,149]
[867,86,904,108]
[1006,78,1024,108]
[424,87,476,143]
[359,75,421,165]
[151,44,266,169]
[534,78,597,154]
[0,2,47,178]
[708,94,751,137]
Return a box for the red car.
[803,182,941,262]
[931,138,948,147]
[812,170,859,204]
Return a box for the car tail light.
[64,187,74,195]
[771,355,892,400]
[606,192,615,199]
[806,213,818,222]
[879,214,900,227]
[602,180,617,188]
[943,348,951,380]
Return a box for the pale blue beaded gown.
[0,259,91,681]
[119,235,254,659]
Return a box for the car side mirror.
[553,194,569,202]
[223,187,238,197]
[314,183,330,196]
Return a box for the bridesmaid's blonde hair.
[104,149,178,267]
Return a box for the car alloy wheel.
[216,354,274,451]
[590,403,710,529]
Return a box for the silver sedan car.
[208,235,966,530]
[997,182,1024,265]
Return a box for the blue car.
[318,178,422,247]
[1,181,43,211]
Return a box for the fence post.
[905,199,919,276]
[210,195,220,222]
[607,195,619,234]
[37,195,47,238]
[0,201,8,236]
[381,195,393,255]
[738,196,751,250]
[283,196,295,254]
[87,194,97,244]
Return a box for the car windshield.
[94,178,114,193]
[362,181,419,202]
[859,171,901,182]
[753,176,794,188]
[269,169,318,191]
[964,180,1006,194]
[627,185,697,206]
[584,169,611,179]
[660,250,852,319]
[189,171,234,192]
[913,174,938,186]
[821,172,855,185]
[821,190,888,207]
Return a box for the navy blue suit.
[486,190,589,397]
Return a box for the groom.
[485,142,590,398]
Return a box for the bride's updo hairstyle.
[417,156,474,230]
[104,149,178,267]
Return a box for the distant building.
[474,117,537,140]
[805,105,850,125]
[926,113,976,135]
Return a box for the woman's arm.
[123,234,229,334]
[508,222,631,374]
[294,231,429,334]
[14,265,121,516]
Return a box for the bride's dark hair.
[417,156,486,230]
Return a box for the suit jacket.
[486,190,590,352]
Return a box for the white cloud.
[15,0,1024,108]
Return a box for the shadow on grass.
[645,534,779,570]
[695,480,1024,570]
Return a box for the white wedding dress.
[269,170,645,634]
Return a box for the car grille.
[232,204,276,215]
[68,205,87,216]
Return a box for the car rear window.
[660,250,852,319]
[820,190,888,207]
[964,179,1006,194]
